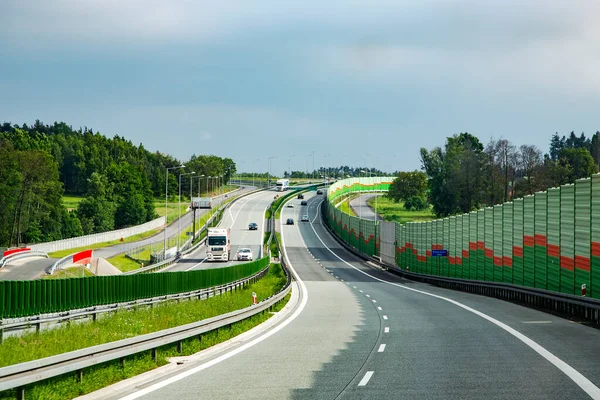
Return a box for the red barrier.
[3,248,31,257]
[73,249,93,265]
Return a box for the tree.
[386,171,427,204]
[559,148,598,181]
[420,133,487,217]
[517,144,543,196]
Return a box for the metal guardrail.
[1,263,271,337]
[320,201,600,326]
[0,234,292,398]
[0,251,48,268]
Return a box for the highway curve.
[93,191,600,400]
[164,190,275,272]
[0,189,250,281]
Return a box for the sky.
[1,0,599,176]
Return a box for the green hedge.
[0,257,269,318]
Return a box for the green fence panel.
[477,210,485,280]
[592,175,600,299]
[523,195,535,288]
[456,215,463,278]
[469,212,477,280]
[513,198,524,286]
[493,205,503,282]
[442,218,450,277]
[575,178,591,296]
[502,202,513,283]
[461,214,469,279]
[448,217,455,277]
[547,187,561,293]
[561,184,575,294]
[484,208,493,281]
[534,191,547,289]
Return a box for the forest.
[0,120,235,248]
[419,131,600,217]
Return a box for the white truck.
[206,227,230,261]
[276,179,290,192]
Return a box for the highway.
[163,190,275,272]
[87,191,600,399]
[349,193,382,221]
[0,188,251,281]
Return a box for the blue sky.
[1,0,599,176]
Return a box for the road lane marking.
[384,327,390,333]
[120,197,310,400]
[378,344,386,353]
[359,290,363,293]
[377,306,382,311]
[366,294,370,298]
[522,321,552,324]
[308,213,600,400]
[383,315,388,320]
[358,371,374,386]
[372,299,377,303]
[353,286,357,289]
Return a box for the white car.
[287,203,294,208]
[301,215,309,222]
[236,248,253,261]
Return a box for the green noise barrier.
[325,176,600,300]
[0,257,269,319]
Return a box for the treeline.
[0,120,235,247]
[420,131,600,217]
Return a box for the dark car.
[286,218,294,225]
[248,222,258,230]
[316,190,323,195]
[301,200,308,206]
[297,193,304,199]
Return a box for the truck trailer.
[276,179,290,192]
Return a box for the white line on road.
[308,210,600,400]
[377,306,382,311]
[353,286,357,289]
[384,327,390,333]
[358,371,374,386]
[522,321,553,324]
[359,290,363,293]
[378,344,386,352]
[383,315,388,320]
[366,294,370,298]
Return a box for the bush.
[404,196,429,211]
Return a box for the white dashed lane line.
[383,315,388,320]
[377,306,382,311]
[384,327,390,333]
[378,344,386,353]
[358,371,374,387]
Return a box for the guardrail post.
[16,387,25,400]
[77,369,83,383]
[177,340,183,354]
[152,348,157,362]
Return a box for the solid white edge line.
[358,371,374,387]
[378,344,386,353]
[118,194,310,400]
[308,204,600,400]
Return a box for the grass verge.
[0,264,289,400]
[338,196,357,217]
[44,267,94,279]
[106,254,143,272]
[61,195,84,211]
[367,196,435,224]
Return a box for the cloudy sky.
[1,1,599,175]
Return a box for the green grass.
[106,254,143,272]
[44,267,94,279]
[48,228,162,258]
[338,196,357,217]
[367,195,435,224]
[0,264,289,400]
[62,195,84,211]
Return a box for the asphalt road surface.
[91,191,600,400]
[163,190,277,272]
[349,193,383,221]
[0,188,252,281]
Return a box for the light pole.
[164,165,185,256]
[288,154,295,179]
[311,151,315,180]
[206,176,211,197]
[268,156,276,189]
[324,153,331,181]
[194,174,205,196]
[178,171,195,249]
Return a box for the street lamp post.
[268,156,276,189]
[311,151,315,180]
[178,171,195,250]
[164,165,185,257]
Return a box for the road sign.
[431,249,448,257]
